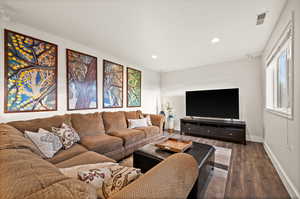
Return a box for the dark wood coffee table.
[133,137,215,199]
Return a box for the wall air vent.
[256,12,266,25]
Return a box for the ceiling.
[1,0,286,72]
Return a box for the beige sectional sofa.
[0,110,198,199]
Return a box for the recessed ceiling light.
[152,55,157,59]
[211,37,220,44]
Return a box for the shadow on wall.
[162,95,185,131]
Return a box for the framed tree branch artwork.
[4,29,58,113]
[127,67,141,107]
[66,49,98,110]
[103,60,123,108]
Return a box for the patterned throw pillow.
[78,165,142,199]
[24,128,62,158]
[59,162,119,179]
[52,123,80,149]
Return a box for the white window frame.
[265,20,294,119]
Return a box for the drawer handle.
[229,133,233,135]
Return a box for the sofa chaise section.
[47,144,88,164]
[55,151,116,168]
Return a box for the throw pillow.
[141,114,153,126]
[78,165,142,199]
[59,162,119,178]
[128,118,148,129]
[24,129,62,158]
[52,123,80,149]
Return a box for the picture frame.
[4,29,58,113]
[127,67,141,107]
[66,49,98,111]
[103,59,124,108]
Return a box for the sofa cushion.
[125,110,143,126]
[108,129,146,147]
[80,134,124,154]
[125,111,142,120]
[135,126,160,138]
[47,144,88,164]
[7,114,71,132]
[71,112,105,137]
[0,148,97,199]
[55,151,116,168]
[0,124,43,157]
[103,111,127,133]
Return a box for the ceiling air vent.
[256,12,266,25]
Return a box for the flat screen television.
[186,88,239,119]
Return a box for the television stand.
[180,117,246,144]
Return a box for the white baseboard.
[264,143,300,199]
[246,135,264,143]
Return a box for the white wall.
[0,20,161,123]
[161,57,264,142]
[262,0,300,198]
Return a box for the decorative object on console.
[165,102,175,133]
[66,49,97,110]
[159,110,165,116]
[103,60,124,108]
[127,67,141,107]
[4,29,58,113]
[51,123,80,149]
[159,110,166,131]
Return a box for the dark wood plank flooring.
[170,132,290,199]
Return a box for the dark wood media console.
[181,117,246,144]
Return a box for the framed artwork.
[66,49,98,110]
[103,60,123,108]
[4,29,58,113]
[127,67,141,107]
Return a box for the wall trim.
[264,143,300,199]
[246,135,264,143]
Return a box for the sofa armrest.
[109,153,198,199]
[0,148,97,199]
[144,114,165,134]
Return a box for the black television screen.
[186,88,239,119]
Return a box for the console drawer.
[182,123,217,137]
[214,130,242,139]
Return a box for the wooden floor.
[189,136,290,199]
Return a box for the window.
[265,22,293,118]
